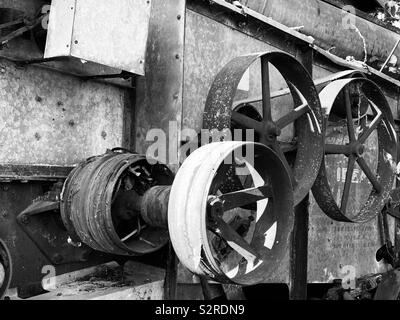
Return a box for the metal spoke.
[358,115,382,144]
[211,216,260,263]
[261,56,272,122]
[357,157,382,193]
[325,144,351,155]
[231,111,263,133]
[344,87,356,142]
[214,164,244,194]
[276,103,308,129]
[341,155,356,212]
[218,185,273,211]
[271,141,293,183]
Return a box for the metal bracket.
[16,183,93,265]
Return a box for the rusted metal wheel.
[0,239,12,300]
[168,142,293,285]
[312,78,398,223]
[61,150,174,256]
[203,51,324,205]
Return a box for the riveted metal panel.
[45,0,152,75]
[134,0,186,172]
[0,59,126,165]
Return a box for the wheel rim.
[312,78,398,223]
[168,142,293,285]
[203,51,324,205]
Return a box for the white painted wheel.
[168,142,294,285]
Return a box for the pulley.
[0,239,12,300]
[312,78,398,223]
[60,149,174,256]
[203,51,324,205]
[168,142,294,285]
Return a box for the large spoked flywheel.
[203,51,324,205]
[0,239,12,300]
[312,78,398,223]
[168,142,293,285]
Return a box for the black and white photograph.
[1,0,400,310]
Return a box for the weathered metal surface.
[45,0,151,75]
[61,150,172,256]
[169,142,293,285]
[0,164,73,181]
[0,59,126,165]
[0,239,12,299]
[313,78,397,222]
[203,51,324,206]
[289,47,313,300]
[134,0,185,172]
[140,185,170,229]
[0,0,44,17]
[242,0,400,68]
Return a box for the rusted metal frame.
[164,242,178,300]
[186,0,312,58]
[289,45,314,300]
[0,164,74,182]
[207,0,314,44]
[314,44,400,90]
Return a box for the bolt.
[68,120,75,127]
[53,254,63,264]
[20,215,30,225]
[238,21,247,28]
[175,54,180,59]
[74,40,79,44]
[35,95,43,102]
[101,131,107,139]
[177,14,182,20]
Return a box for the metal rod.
[380,39,400,72]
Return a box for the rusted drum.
[0,239,12,300]
[60,149,174,256]
[168,142,294,285]
[312,78,398,223]
[203,51,324,205]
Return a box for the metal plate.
[45,0,152,75]
[0,59,125,165]
[134,0,185,172]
